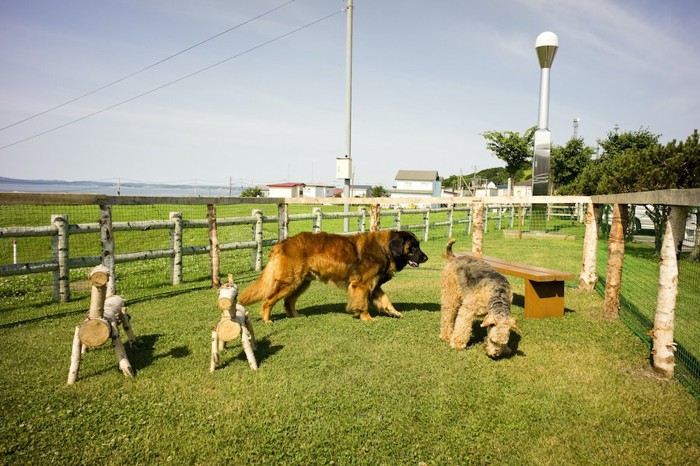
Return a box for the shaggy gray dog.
[440,239,520,358]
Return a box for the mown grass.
[1,227,699,465]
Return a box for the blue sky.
[1,0,698,189]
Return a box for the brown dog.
[239,230,428,323]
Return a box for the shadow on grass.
[512,293,576,315]
[128,334,191,373]
[271,301,442,320]
[464,321,524,359]
[218,336,282,369]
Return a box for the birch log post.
[99,204,116,296]
[358,207,367,232]
[67,326,82,385]
[207,204,220,289]
[423,209,430,242]
[252,210,263,272]
[447,204,454,238]
[579,202,599,291]
[518,205,524,239]
[394,207,402,231]
[313,207,322,233]
[51,214,70,303]
[277,202,289,241]
[604,203,628,319]
[370,204,380,232]
[78,265,111,348]
[110,320,134,377]
[651,206,689,378]
[170,212,183,286]
[471,201,484,256]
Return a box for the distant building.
[391,170,441,200]
[303,184,334,198]
[267,182,305,198]
[513,181,533,197]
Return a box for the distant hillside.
[442,167,531,188]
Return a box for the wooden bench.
[458,253,576,318]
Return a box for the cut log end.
[78,318,111,347]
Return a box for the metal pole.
[343,0,353,232]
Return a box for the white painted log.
[207,204,220,289]
[210,329,219,373]
[100,204,116,296]
[579,202,599,291]
[111,321,134,378]
[67,326,82,385]
[236,304,257,369]
[652,206,689,378]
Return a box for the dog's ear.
[508,317,522,333]
[480,314,497,327]
[389,234,405,257]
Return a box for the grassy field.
[1,225,699,465]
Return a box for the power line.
[0,0,297,133]
[0,8,345,151]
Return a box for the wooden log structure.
[68,265,136,384]
[211,275,258,372]
[578,202,599,291]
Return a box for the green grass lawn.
[1,235,699,465]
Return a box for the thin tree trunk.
[652,206,688,378]
[579,203,599,290]
[207,204,220,289]
[471,201,484,256]
[604,204,628,319]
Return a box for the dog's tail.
[443,238,457,260]
[238,253,277,305]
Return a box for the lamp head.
[536,31,558,68]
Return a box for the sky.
[1,0,698,189]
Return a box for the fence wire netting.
[596,205,700,398]
[2,197,697,399]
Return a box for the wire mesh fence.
[596,204,700,397]
[2,193,697,399]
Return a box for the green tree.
[482,126,536,182]
[240,186,263,198]
[370,185,390,197]
[570,128,699,253]
[551,137,595,194]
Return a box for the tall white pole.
[343,0,353,231]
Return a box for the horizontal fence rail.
[1,190,698,399]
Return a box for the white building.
[391,170,441,200]
[513,181,533,197]
[303,184,334,198]
[267,182,305,198]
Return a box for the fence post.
[370,204,380,232]
[497,206,502,230]
[99,204,116,295]
[423,208,430,242]
[467,206,472,235]
[518,204,524,239]
[579,202,599,291]
[510,205,515,228]
[169,212,183,285]
[207,204,220,289]
[358,206,367,232]
[603,203,628,319]
[471,201,484,255]
[252,209,263,272]
[312,207,322,233]
[278,202,288,241]
[447,204,454,238]
[394,206,402,231]
[652,205,689,378]
[51,214,70,303]
[484,206,489,233]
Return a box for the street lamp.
[532,31,558,198]
[531,31,558,231]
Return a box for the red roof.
[267,182,305,188]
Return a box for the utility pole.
[338,0,353,232]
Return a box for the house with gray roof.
[390,170,442,201]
